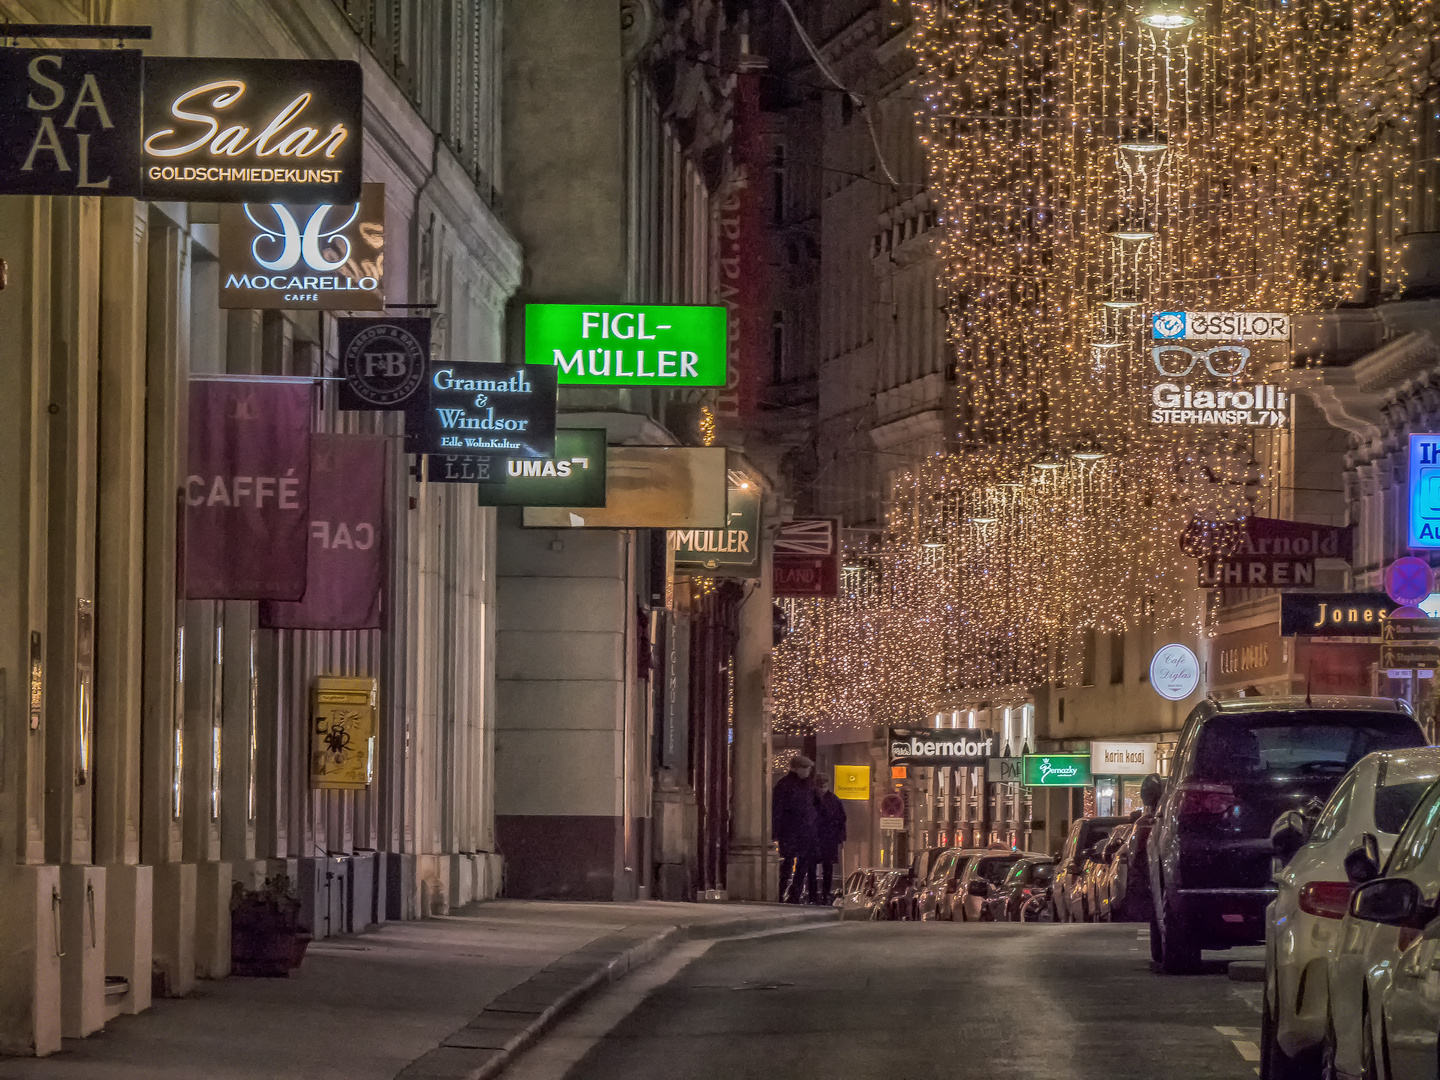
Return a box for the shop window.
[1081,629,1096,686]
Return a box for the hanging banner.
[712,63,766,422]
[475,429,608,506]
[141,56,363,203]
[219,182,384,310]
[411,361,557,459]
[185,379,312,600]
[0,47,143,196]
[337,316,429,410]
[259,433,384,630]
[522,446,726,529]
[670,483,762,576]
[773,517,841,597]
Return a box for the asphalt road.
[508,922,1263,1080]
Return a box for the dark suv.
[1148,695,1426,973]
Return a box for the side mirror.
[967,879,990,897]
[1351,877,1427,926]
[1270,810,1311,863]
[1344,833,1382,885]
[1140,773,1164,812]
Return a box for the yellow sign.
[834,765,871,801]
[310,676,376,790]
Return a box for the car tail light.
[1298,881,1353,920]
[1176,781,1237,818]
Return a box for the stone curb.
[394,907,837,1080]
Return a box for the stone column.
[727,511,774,901]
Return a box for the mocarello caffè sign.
[219,183,384,310]
[0,47,143,195]
[889,726,999,766]
[141,56,362,203]
[412,362,557,460]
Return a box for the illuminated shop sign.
[0,47,142,195]
[888,726,999,766]
[1150,382,1290,427]
[671,483,762,576]
[1280,592,1395,637]
[475,429,607,506]
[524,303,727,387]
[1022,754,1093,787]
[219,183,383,310]
[141,56,362,203]
[1149,643,1200,700]
[1408,434,1440,548]
[1089,742,1158,776]
[1152,311,1290,341]
[412,362,557,460]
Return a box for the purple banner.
[185,380,312,600]
[260,434,386,630]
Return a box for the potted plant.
[231,874,310,977]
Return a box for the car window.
[1005,861,1029,885]
[976,856,1021,883]
[1373,780,1436,835]
[1191,712,1423,782]
[951,855,975,881]
[929,852,955,883]
[1029,863,1056,884]
[1387,780,1440,876]
[1310,771,1358,844]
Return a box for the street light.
[1139,1,1197,29]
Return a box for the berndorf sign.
[414,362,557,459]
[0,47,143,195]
[220,183,384,310]
[888,727,999,766]
[141,56,362,203]
[524,303,727,387]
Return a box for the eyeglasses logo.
[1152,344,1251,378]
[243,203,359,272]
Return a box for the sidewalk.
[0,901,834,1080]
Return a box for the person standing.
[814,774,847,903]
[771,755,819,903]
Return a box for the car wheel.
[1158,893,1201,974]
[980,907,995,922]
[1261,972,1298,1080]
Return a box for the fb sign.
[1409,434,1440,548]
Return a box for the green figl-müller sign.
[524,303,727,387]
[1022,753,1093,787]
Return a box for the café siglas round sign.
[1149,643,1200,701]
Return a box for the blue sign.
[1153,312,1186,339]
[1408,434,1440,548]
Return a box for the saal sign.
[670,483,761,575]
[219,182,384,310]
[475,429,608,506]
[888,726,999,766]
[524,303,727,387]
[142,56,362,203]
[338,316,429,410]
[0,47,142,195]
[1152,311,1291,340]
[414,362,557,459]
[1022,754,1093,787]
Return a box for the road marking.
[1234,1040,1260,1062]
[1215,1026,1242,1037]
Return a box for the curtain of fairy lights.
[772,0,1354,734]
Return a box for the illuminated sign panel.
[1150,382,1290,427]
[1022,754,1094,787]
[413,363,557,460]
[0,47,142,195]
[1152,311,1291,340]
[670,484,761,576]
[141,56,362,203]
[1409,434,1440,549]
[524,303,727,386]
[219,183,383,309]
[475,429,608,506]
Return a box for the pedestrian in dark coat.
[772,755,819,903]
[814,775,847,903]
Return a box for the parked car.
[1261,747,1440,1079]
[902,847,950,921]
[958,852,1029,921]
[1111,802,1159,923]
[1149,695,1426,974]
[872,869,914,921]
[983,856,1056,921]
[837,869,882,921]
[1085,823,1135,922]
[1054,817,1128,923]
[916,849,984,921]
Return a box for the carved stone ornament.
[622,0,660,63]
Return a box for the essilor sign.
[141,56,362,202]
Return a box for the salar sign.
[524,303,727,387]
[670,483,761,575]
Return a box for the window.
[771,145,786,225]
[1374,780,1439,836]
[1109,631,1125,684]
[1309,772,1357,845]
[771,311,785,384]
[1082,629,1097,686]
[1192,712,1423,783]
[1387,780,1440,875]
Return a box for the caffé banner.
[0,50,363,201]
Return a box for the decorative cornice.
[1353,330,1440,395]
